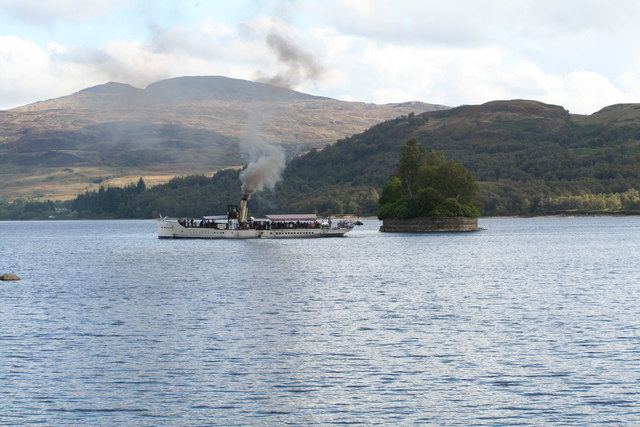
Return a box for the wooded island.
[378,139,480,232]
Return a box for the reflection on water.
[1,217,640,425]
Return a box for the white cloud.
[619,73,640,97]
[0,17,276,108]
[304,0,640,47]
[0,0,121,25]
[0,35,168,108]
[301,24,640,113]
[295,0,640,112]
[546,71,636,114]
[0,35,82,107]
[1,1,640,113]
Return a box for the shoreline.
[2,213,640,221]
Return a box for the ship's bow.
[157,219,176,238]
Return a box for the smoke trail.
[259,31,325,88]
[239,130,286,199]
[239,30,325,199]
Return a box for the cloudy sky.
[1,0,639,114]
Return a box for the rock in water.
[1,273,21,281]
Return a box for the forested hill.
[6,99,640,219]
[272,100,640,215]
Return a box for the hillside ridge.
[4,96,640,218]
[0,75,447,200]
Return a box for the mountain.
[55,99,640,220]
[0,76,447,200]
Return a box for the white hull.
[158,219,352,239]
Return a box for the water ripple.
[1,217,640,424]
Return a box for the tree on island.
[378,138,481,219]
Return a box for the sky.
[1,0,640,114]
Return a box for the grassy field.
[0,166,223,201]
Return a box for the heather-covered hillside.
[0,76,445,200]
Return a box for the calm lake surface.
[1,217,640,425]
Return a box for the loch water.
[1,217,640,425]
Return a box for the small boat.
[157,197,354,239]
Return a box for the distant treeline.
[0,199,68,220]
[3,172,640,220]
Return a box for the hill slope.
[272,100,640,215]
[0,76,447,200]
[57,99,640,219]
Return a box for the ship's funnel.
[238,197,248,224]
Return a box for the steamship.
[157,197,354,239]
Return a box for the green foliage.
[377,139,481,219]
[396,138,425,196]
[69,174,244,219]
[538,189,640,214]
[379,176,403,205]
